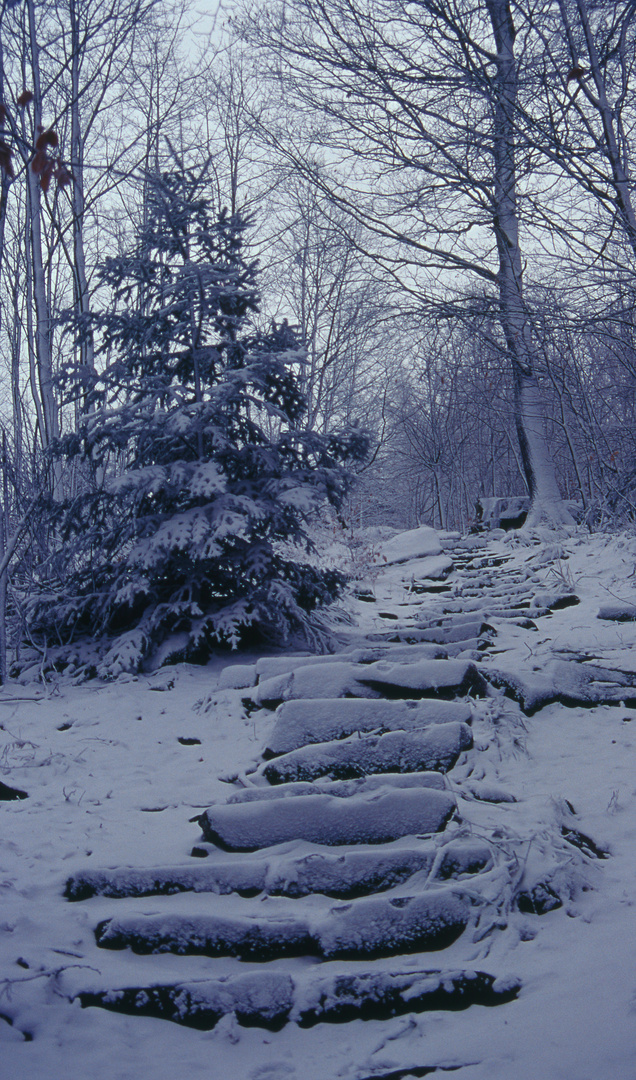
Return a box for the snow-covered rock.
[95,909,313,960]
[597,602,636,622]
[200,785,457,850]
[395,553,454,579]
[217,663,258,689]
[66,838,492,902]
[483,659,636,713]
[265,697,472,756]
[228,770,446,802]
[76,966,520,1030]
[377,526,442,565]
[94,885,470,960]
[317,888,469,958]
[254,658,486,707]
[260,723,473,785]
[78,970,294,1029]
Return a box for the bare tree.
[246,0,576,525]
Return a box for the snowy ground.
[2,527,636,1079]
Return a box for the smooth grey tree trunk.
[486,0,573,527]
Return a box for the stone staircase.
[60,536,620,1038]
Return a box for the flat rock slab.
[217,663,258,690]
[378,526,442,564]
[392,554,454,580]
[200,785,457,850]
[254,660,486,707]
[66,839,492,903]
[483,659,636,713]
[253,648,429,681]
[296,967,521,1026]
[365,629,453,644]
[78,970,294,1030]
[265,698,472,757]
[229,771,446,802]
[598,603,636,622]
[260,723,474,786]
[77,966,519,1031]
[404,621,488,645]
[0,780,28,800]
[95,887,469,961]
[355,659,486,699]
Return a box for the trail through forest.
[2,525,636,1079]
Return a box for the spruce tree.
[28,162,366,677]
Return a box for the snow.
[265,697,472,756]
[317,887,470,959]
[259,723,473,784]
[227,771,447,801]
[93,884,470,961]
[65,837,492,903]
[3,526,636,1079]
[254,658,485,706]
[200,786,457,849]
[377,526,442,564]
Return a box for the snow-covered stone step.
[259,723,473,786]
[378,526,444,565]
[354,643,450,664]
[219,647,452,691]
[95,886,470,960]
[295,966,520,1026]
[254,648,422,681]
[483,660,636,713]
[403,621,489,645]
[353,659,487,699]
[391,554,454,579]
[597,602,636,622]
[0,779,28,800]
[228,770,447,802]
[65,838,492,902]
[365,628,454,645]
[264,698,472,757]
[459,584,533,603]
[75,965,520,1030]
[253,659,486,708]
[199,785,458,850]
[218,650,387,689]
[365,630,487,653]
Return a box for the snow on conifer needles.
[25,162,367,679]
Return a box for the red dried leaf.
[54,161,73,187]
[0,105,7,126]
[35,129,58,150]
[31,148,48,174]
[39,159,54,193]
[16,90,34,108]
[567,65,586,83]
[0,140,14,179]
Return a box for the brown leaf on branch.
[16,90,34,107]
[35,129,59,151]
[0,139,14,179]
[39,159,54,193]
[0,104,7,126]
[567,65,586,83]
[54,160,73,187]
[31,147,47,174]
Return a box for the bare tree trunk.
[0,433,8,684]
[69,0,95,396]
[486,0,573,527]
[24,0,59,457]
